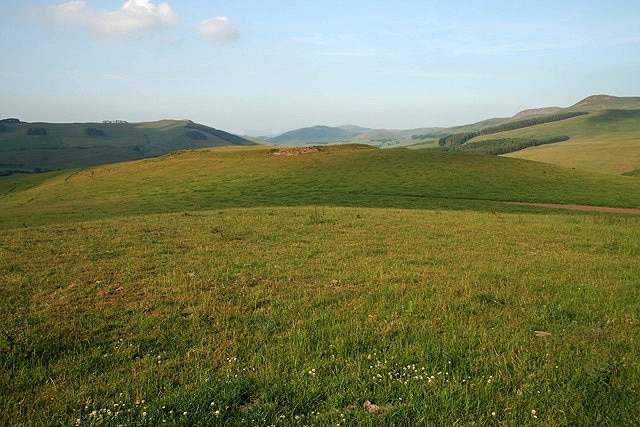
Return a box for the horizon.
[2,1,640,135]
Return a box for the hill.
[2,144,640,229]
[430,95,640,175]
[267,125,370,145]
[0,119,256,175]
[431,95,640,138]
[263,95,640,152]
[497,109,640,175]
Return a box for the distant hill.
[500,107,640,175]
[435,95,640,175]
[268,125,369,145]
[513,107,563,119]
[266,124,450,147]
[0,119,256,175]
[424,95,640,138]
[354,129,402,143]
[566,94,640,111]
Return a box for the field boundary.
[505,201,640,214]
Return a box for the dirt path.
[504,202,640,215]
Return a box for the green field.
[2,145,640,426]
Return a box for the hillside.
[469,108,640,174]
[432,95,640,137]
[431,95,640,175]
[267,125,370,145]
[2,144,640,229]
[0,119,256,174]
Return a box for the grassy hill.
[2,144,640,229]
[2,145,640,426]
[254,95,640,158]
[434,95,640,137]
[0,119,256,175]
[499,109,640,174]
[430,95,640,175]
[267,125,370,145]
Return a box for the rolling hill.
[500,107,640,175]
[3,94,639,176]
[0,119,256,175]
[267,125,372,145]
[432,94,640,137]
[427,95,640,175]
[2,144,640,229]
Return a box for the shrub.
[27,127,47,136]
[85,127,106,137]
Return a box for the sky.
[2,0,640,136]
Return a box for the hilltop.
[0,119,256,175]
[432,94,640,136]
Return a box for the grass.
[2,207,640,426]
[2,145,640,425]
[2,145,640,229]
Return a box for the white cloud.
[46,0,179,38]
[196,17,239,43]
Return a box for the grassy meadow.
[2,145,640,426]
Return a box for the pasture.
[2,145,640,425]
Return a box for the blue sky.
[2,0,640,135]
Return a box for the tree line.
[441,135,570,155]
[438,111,588,147]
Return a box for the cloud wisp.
[195,16,239,43]
[46,0,179,38]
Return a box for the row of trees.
[445,135,570,155]
[24,127,108,137]
[85,127,106,137]
[438,111,588,147]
